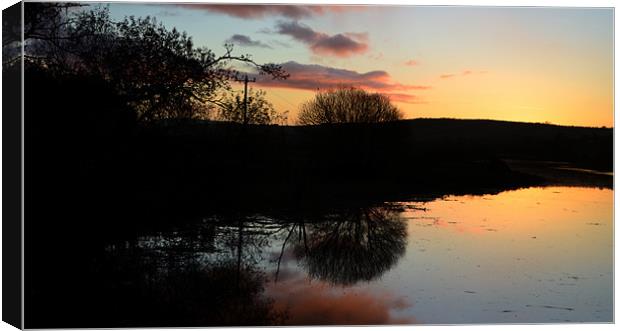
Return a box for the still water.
[105,186,612,325]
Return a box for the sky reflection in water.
[116,186,612,325]
[261,186,612,324]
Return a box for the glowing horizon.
[106,4,613,127]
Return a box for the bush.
[298,87,403,125]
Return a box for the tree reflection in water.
[95,206,407,326]
[98,215,287,326]
[290,206,408,286]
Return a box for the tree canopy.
[16,3,288,124]
[297,87,403,125]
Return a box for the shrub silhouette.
[298,87,403,125]
[217,88,287,125]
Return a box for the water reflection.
[265,272,416,325]
[128,205,408,288]
[102,224,285,326]
[291,207,407,285]
[398,186,612,324]
[92,187,611,325]
[99,205,407,325]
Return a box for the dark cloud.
[344,32,369,42]
[251,61,430,104]
[225,34,272,49]
[175,4,357,19]
[311,34,368,57]
[276,21,322,44]
[275,21,368,57]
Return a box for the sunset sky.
[106,3,613,127]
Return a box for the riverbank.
[27,118,612,219]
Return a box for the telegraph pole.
[235,74,256,125]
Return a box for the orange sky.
[110,4,614,127]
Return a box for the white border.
[0,1,616,331]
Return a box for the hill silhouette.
[28,98,612,220]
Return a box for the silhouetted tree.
[297,87,403,125]
[4,2,86,68]
[18,4,288,123]
[217,88,287,125]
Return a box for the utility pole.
[234,74,256,125]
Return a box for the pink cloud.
[385,93,427,104]
[265,271,416,325]
[275,21,368,58]
[440,69,487,79]
[404,59,419,66]
[252,62,431,99]
[175,4,360,19]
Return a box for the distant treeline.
[149,118,612,170]
[28,107,611,221]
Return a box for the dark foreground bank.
[28,115,612,217]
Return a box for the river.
[98,186,612,325]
